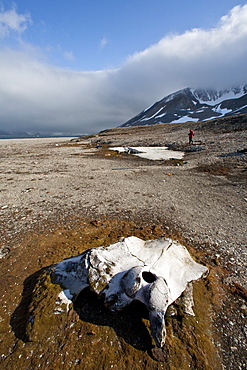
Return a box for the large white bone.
[53,236,208,347]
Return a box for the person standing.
[188,129,194,144]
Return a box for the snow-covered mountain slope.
[121,85,247,127]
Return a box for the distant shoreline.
[0,137,75,145]
[0,135,80,140]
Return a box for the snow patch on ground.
[110,147,184,160]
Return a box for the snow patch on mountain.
[172,116,199,123]
[140,107,164,121]
[212,106,232,115]
[192,85,247,105]
[120,84,247,128]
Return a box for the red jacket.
[188,130,194,138]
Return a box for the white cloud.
[100,37,108,49]
[63,50,75,62]
[0,5,32,38]
[121,4,247,95]
[0,5,247,134]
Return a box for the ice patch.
[110,147,184,160]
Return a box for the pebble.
[0,246,10,259]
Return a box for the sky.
[0,1,247,135]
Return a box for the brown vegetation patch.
[197,163,234,176]
[0,217,234,369]
[196,162,247,187]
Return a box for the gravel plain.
[0,118,246,369]
[1,123,246,287]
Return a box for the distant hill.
[0,130,11,137]
[0,131,82,139]
[120,85,247,127]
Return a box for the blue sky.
[0,1,247,134]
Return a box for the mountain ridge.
[121,85,247,127]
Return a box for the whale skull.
[53,236,208,347]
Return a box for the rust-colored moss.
[1,218,224,369]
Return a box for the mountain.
[121,85,247,127]
[0,130,33,139]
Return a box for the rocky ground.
[0,115,246,369]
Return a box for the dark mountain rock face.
[121,85,247,127]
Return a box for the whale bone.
[53,236,208,347]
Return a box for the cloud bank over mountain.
[0,5,247,134]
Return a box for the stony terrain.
[0,115,246,369]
